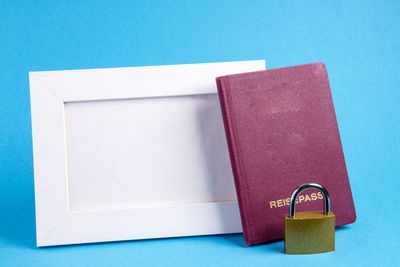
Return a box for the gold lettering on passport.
[269,192,323,209]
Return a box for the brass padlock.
[284,183,335,254]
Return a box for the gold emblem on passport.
[284,183,335,254]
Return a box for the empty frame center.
[64,94,236,212]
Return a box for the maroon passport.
[216,63,356,245]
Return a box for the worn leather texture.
[284,211,335,254]
[216,63,356,245]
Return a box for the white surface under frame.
[29,60,266,246]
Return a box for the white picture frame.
[29,60,266,246]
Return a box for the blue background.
[0,1,399,266]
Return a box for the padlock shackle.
[289,183,331,218]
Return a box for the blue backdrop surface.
[0,1,399,266]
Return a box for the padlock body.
[284,211,335,254]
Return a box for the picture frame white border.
[29,60,266,246]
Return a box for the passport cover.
[216,63,356,245]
